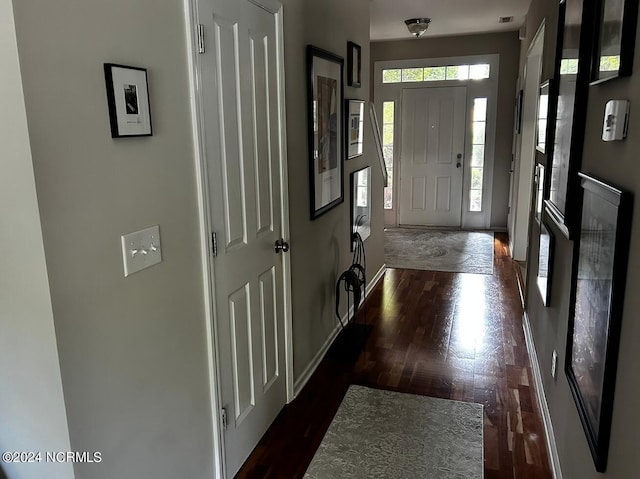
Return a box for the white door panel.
[197,0,287,476]
[399,87,467,227]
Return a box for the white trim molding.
[293,265,387,397]
[182,0,226,477]
[271,2,296,406]
[523,312,564,479]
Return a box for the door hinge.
[197,24,205,54]
[211,231,218,257]
[221,408,228,430]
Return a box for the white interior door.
[197,0,289,476]
[399,87,467,227]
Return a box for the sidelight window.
[383,101,395,209]
[470,98,488,212]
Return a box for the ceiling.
[370,0,532,41]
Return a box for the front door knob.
[275,239,290,254]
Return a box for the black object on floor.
[327,322,371,362]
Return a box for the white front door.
[399,87,467,227]
[197,0,289,476]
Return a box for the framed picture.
[369,103,388,187]
[591,0,639,83]
[565,173,633,472]
[346,100,365,159]
[537,217,554,307]
[536,81,550,154]
[307,45,344,219]
[104,63,152,138]
[350,166,372,251]
[347,41,362,88]
[547,0,596,238]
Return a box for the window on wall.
[560,58,579,75]
[470,98,488,212]
[402,68,424,82]
[383,101,395,209]
[382,69,401,83]
[599,55,620,72]
[382,63,491,84]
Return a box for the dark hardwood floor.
[236,233,553,479]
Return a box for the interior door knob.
[274,239,290,254]
[456,162,462,168]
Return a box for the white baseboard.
[292,264,387,398]
[292,320,341,399]
[522,312,563,479]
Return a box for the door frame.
[374,54,500,230]
[508,21,545,262]
[183,0,294,477]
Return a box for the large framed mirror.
[565,173,632,471]
[591,0,639,83]
[546,0,596,238]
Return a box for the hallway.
[237,233,553,478]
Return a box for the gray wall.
[5,0,383,477]
[282,0,385,381]
[522,1,640,478]
[0,2,74,478]
[370,32,521,229]
[11,0,214,478]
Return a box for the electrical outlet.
[551,350,558,379]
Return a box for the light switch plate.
[121,225,162,277]
[551,349,558,379]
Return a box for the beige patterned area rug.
[304,386,484,479]
[385,229,494,274]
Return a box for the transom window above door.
[382,64,491,84]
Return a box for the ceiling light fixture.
[404,18,432,38]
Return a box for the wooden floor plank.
[236,233,553,479]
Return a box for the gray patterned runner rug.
[384,229,494,274]
[304,385,484,479]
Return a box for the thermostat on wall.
[602,100,630,141]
